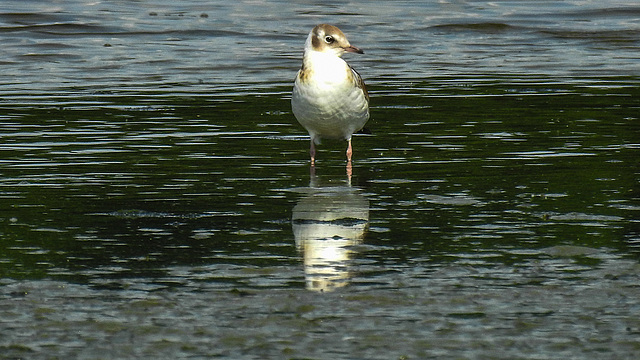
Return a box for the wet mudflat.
[1,1,640,359]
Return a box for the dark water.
[1,1,640,359]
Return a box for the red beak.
[344,45,364,54]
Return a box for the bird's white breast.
[292,50,369,141]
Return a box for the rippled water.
[1,0,640,359]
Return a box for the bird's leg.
[310,161,316,177]
[310,138,316,166]
[346,138,353,181]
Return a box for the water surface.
[1,1,639,359]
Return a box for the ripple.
[0,2,638,358]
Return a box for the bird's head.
[307,24,363,57]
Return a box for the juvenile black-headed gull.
[291,24,369,168]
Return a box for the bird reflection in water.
[292,174,369,292]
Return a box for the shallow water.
[1,1,640,359]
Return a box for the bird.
[291,24,369,169]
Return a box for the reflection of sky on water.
[1,0,638,96]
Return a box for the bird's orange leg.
[310,138,316,166]
[346,138,353,180]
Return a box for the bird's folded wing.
[349,65,369,102]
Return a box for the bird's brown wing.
[349,65,369,103]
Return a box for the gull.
[291,24,369,170]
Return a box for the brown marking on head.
[309,24,363,55]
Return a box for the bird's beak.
[344,45,364,54]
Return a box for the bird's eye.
[324,36,335,44]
